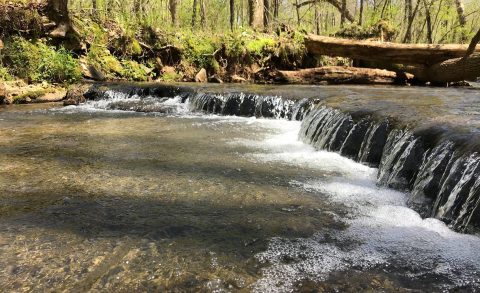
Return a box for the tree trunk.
[305,34,480,83]
[230,0,235,31]
[133,0,145,19]
[273,0,279,19]
[200,0,206,28]
[169,0,177,26]
[92,0,98,18]
[46,0,70,38]
[359,0,364,25]
[424,0,433,43]
[305,34,480,65]
[192,0,198,27]
[276,67,402,85]
[454,0,467,26]
[403,0,421,43]
[295,0,301,25]
[340,0,346,27]
[263,0,270,30]
[454,0,467,42]
[248,0,263,29]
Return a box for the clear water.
[1,95,480,292]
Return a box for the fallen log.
[276,66,407,85]
[406,53,480,83]
[305,34,480,66]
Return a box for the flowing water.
[1,85,480,292]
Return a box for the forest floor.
[0,1,476,105]
[0,1,354,105]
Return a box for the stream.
[1,84,480,292]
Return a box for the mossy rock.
[120,60,152,81]
[13,88,55,104]
[112,36,143,57]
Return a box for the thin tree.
[200,0,206,28]
[192,0,198,27]
[454,0,467,26]
[454,0,467,42]
[273,0,279,20]
[423,0,433,43]
[403,0,421,43]
[92,0,98,18]
[314,3,320,34]
[340,0,346,27]
[359,0,364,25]
[169,0,177,26]
[295,0,301,26]
[230,0,235,31]
[264,0,270,29]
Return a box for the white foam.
[240,119,480,292]
[232,120,376,180]
[54,91,191,115]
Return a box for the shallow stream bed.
[1,87,480,292]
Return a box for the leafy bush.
[245,37,276,56]
[0,66,13,81]
[121,60,151,81]
[180,32,220,70]
[4,37,81,84]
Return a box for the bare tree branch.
[465,29,480,58]
[295,0,355,22]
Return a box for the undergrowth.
[0,12,306,84]
[3,37,81,84]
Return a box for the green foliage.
[245,37,277,56]
[87,42,124,77]
[121,60,151,81]
[335,20,397,41]
[111,35,143,57]
[4,37,81,84]
[180,32,220,70]
[222,31,248,59]
[0,66,13,81]
[160,71,183,82]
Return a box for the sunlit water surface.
[1,97,480,292]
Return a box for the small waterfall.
[187,92,314,120]
[84,85,480,233]
[435,155,480,228]
[409,142,455,216]
[357,121,389,166]
[300,106,480,232]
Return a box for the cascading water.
[82,85,480,233]
[299,106,480,232]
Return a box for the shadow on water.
[0,110,349,291]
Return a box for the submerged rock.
[63,84,89,106]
